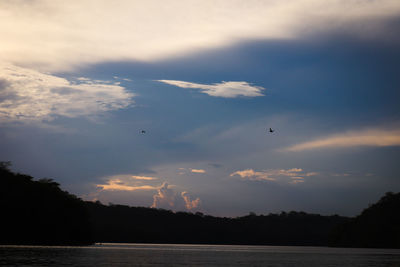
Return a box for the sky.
[1,0,400,217]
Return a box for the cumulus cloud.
[97,174,159,191]
[157,80,264,98]
[0,63,134,122]
[1,0,399,72]
[181,191,201,210]
[283,128,400,151]
[230,168,317,184]
[151,182,202,211]
[151,182,177,209]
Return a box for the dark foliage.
[85,201,347,246]
[0,163,93,245]
[329,192,400,248]
[1,162,399,248]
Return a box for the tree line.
[1,162,399,248]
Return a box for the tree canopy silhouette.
[329,192,400,248]
[0,162,93,245]
[1,161,399,248]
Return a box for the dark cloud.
[0,79,9,90]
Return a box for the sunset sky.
[1,0,400,217]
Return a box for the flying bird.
[268,128,274,133]
[140,130,146,134]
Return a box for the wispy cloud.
[230,168,317,184]
[283,128,400,152]
[97,180,158,192]
[230,169,277,181]
[0,63,134,122]
[96,174,158,191]
[1,1,399,72]
[176,167,206,174]
[157,80,264,98]
[131,175,158,180]
[191,169,206,174]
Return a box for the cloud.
[230,168,317,184]
[191,169,206,174]
[283,128,400,151]
[175,167,206,174]
[151,182,176,209]
[131,175,158,180]
[0,63,134,122]
[230,169,277,181]
[96,174,158,191]
[96,182,157,192]
[97,180,158,191]
[290,178,305,184]
[1,0,399,72]
[157,80,264,98]
[151,182,202,211]
[181,191,201,210]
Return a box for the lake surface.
[1,243,400,266]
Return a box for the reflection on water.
[1,243,400,266]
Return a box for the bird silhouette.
[269,128,274,133]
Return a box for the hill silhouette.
[1,162,399,248]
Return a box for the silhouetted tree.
[329,192,400,248]
[0,162,93,245]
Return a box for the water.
[1,243,400,266]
